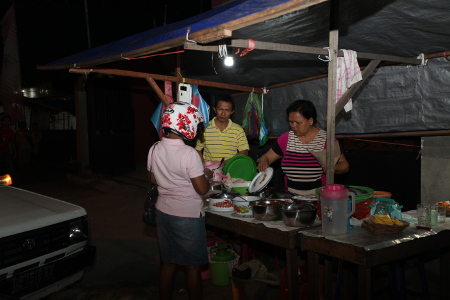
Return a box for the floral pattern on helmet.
[161,102,204,141]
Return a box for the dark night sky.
[1,0,211,89]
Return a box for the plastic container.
[320,184,355,236]
[222,155,257,181]
[316,185,374,220]
[210,244,237,286]
[230,181,251,195]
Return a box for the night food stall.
[38,0,450,299]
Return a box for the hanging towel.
[192,84,210,126]
[336,49,362,112]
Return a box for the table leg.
[357,265,371,300]
[440,246,450,300]
[286,248,299,300]
[323,258,333,299]
[307,251,319,300]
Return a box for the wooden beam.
[186,39,422,65]
[336,130,450,139]
[145,77,170,106]
[69,68,265,94]
[189,28,232,43]
[231,40,421,65]
[334,59,381,115]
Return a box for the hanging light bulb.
[218,44,234,67]
[224,56,234,66]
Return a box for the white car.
[0,175,96,300]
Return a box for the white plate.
[209,207,234,212]
[248,167,274,193]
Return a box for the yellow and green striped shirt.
[195,117,249,161]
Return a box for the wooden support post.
[325,33,339,184]
[145,77,170,106]
[325,0,339,185]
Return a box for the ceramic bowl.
[232,195,261,216]
[208,192,239,211]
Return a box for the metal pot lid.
[292,195,319,201]
[209,192,239,199]
[283,202,317,211]
[268,192,294,200]
[248,167,274,193]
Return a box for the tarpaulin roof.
[39,0,450,90]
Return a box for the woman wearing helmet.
[147,102,212,300]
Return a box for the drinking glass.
[435,204,446,223]
[417,203,431,227]
[429,204,439,226]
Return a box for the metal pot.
[281,202,317,227]
[250,200,283,221]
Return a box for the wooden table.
[301,227,450,300]
[205,211,318,300]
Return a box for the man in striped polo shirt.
[196,95,249,165]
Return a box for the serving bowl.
[233,196,261,216]
[281,202,317,227]
[230,181,251,195]
[208,192,239,211]
[250,200,283,221]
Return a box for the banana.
[372,214,403,226]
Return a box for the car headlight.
[69,218,87,244]
[0,174,12,185]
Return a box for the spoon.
[236,195,249,201]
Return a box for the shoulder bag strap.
[149,142,160,193]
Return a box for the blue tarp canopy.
[39,0,310,70]
[39,0,450,90]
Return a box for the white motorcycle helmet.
[161,102,204,141]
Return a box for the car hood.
[0,185,86,238]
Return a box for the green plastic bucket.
[209,244,236,286]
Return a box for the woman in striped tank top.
[257,100,349,195]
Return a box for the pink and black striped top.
[272,130,327,193]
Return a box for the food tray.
[362,216,409,234]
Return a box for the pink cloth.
[336,50,362,112]
[157,81,174,139]
[148,138,205,218]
